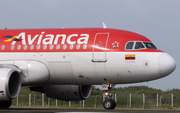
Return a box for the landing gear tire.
[0,100,12,108]
[102,82,116,109]
[111,99,116,109]
[103,99,116,109]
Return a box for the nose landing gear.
[103,99,116,109]
[102,82,116,109]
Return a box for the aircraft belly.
[0,52,164,85]
[71,52,99,84]
[48,61,77,84]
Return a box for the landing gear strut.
[102,82,116,109]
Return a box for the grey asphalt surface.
[0,109,180,113]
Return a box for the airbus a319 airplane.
[0,24,176,109]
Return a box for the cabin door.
[92,33,109,62]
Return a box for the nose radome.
[158,53,176,77]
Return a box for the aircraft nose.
[158,53,176,77]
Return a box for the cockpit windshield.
[135,42,145,49]
[125,41,157,50]
[143,42,157,49]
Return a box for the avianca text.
[11,32,89,45]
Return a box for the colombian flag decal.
[125,54,135,60]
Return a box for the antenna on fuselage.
[103,22,107,29]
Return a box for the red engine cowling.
[43,85,92,101]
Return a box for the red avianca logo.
[3,32,89,45]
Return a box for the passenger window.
[43,45,47,50]
[24,45,27,50]
[56,44,60,50]
[135,42,145,49]
[70,44,73,49]
[50,45,53,50]
[37,45,40,50]
[83,44,87,49]
[76,44,80,49]
[1,45,5,50]
[30,45,34,50]
[63,44,67,50]
[126,42,134,50]
[17,45,21,50]
[11,45,14,50]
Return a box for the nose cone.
[158,53,176,77]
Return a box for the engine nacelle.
[43,85,92,101]
[0,66,21,101]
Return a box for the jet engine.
[31,85,92,101]
[0,66,21,101]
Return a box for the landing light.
[105,92,109,96]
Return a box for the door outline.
[92,33,109,62]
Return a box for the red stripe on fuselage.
[0,28,163,53]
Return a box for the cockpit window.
[125,41,157,50]
[126,42,134,49]
[143,42,157,49]
[135,42,145,49]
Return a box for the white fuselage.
[0,51,173,86]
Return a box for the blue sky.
[0,0,179,90]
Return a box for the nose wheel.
[103,99,116,109]
[102,82,116,109]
